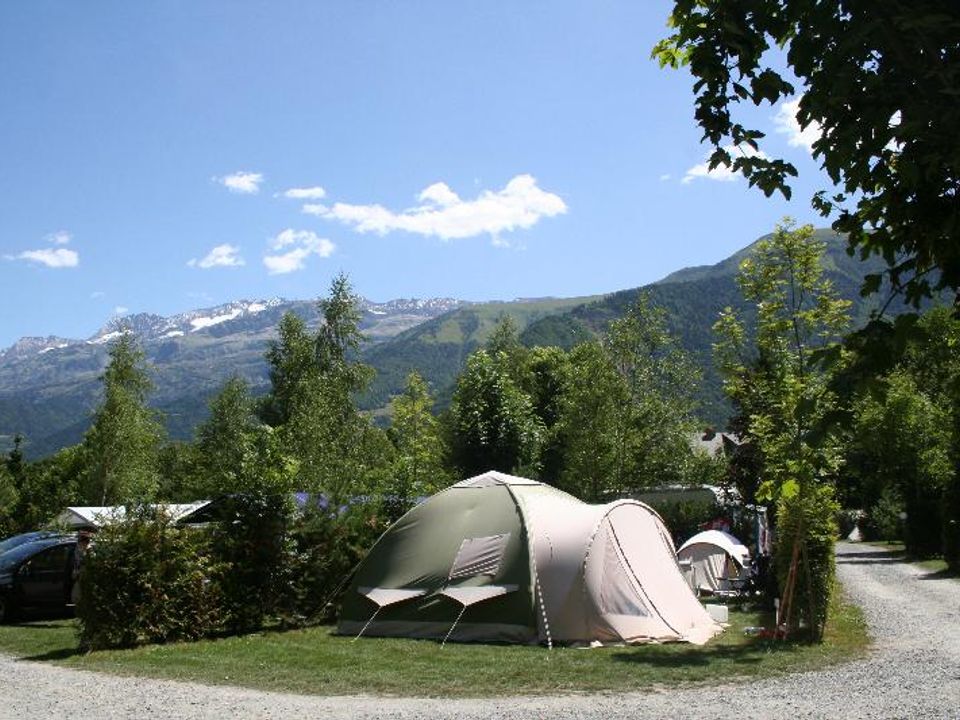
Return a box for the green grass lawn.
[0,594,867,698]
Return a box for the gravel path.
[2,542,958,719]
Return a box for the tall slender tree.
[714,220,850,639]
[80,332,164,505]
[279,274,381,501]
[556,341,629,502]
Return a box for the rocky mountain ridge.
[0,297,465,363]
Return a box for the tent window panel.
[599,534,649,617]
[448,533,510,580]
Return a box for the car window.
[25,545,72,573]
[0,532,67,557]
[0,532,44,555]
[0,540,59,572]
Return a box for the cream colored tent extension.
[338,471,721,646]
[676,529,751,594]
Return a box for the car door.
[18,544,74,610]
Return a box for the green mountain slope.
[519,229,912,424]
[360,296,601,410]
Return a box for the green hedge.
[78,507,224,650]
[76,495,387,649]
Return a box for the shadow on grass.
[19,646,85,662]
[610,640,800,669]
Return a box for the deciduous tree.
[193,376,260,497]
[449,350,543,478]
[655,1,960,305]
[388,372,449,512]
[714,220,850,638]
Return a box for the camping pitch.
[676,529,751,595]
[338,471,721,646]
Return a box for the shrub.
[78,507,224,650]
[211,492,296,634]
[861,485,904,542]
[647,498,720,546]
[288,499,389,622]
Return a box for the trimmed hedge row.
[76,498,387,650]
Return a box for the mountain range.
[0,229,913,458]
[0,297,466,457]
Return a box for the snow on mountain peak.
[1,295,460,361]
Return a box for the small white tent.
[339,471,721,645]
[676,529,751,594]
[54,502,210,530]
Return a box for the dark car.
[0,536,77,623]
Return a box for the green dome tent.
[338,471,721,646]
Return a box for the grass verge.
[0,594,867,698]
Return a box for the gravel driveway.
[1,542,958,719]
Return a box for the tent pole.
[442,605,467,648]
[353,606,381,642]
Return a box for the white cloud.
[218,171,263,194]
[5,230,80,268]
[187,243,245,269]
[418,182,460,208]
[773,97,821,153]
[310,174,567,242]
[90,291,106,299]
[302,203,329,216]
[282,186,327,200]
[659,173,672,182]
[263,229,335,275]
[13,247,80,268]
[682,144,770,184]
[113,306,129,315]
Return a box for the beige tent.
[339,471,721,645]
[677,529,751,594]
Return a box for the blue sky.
[0,2,828,349]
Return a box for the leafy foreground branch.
[0,590,866,697]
